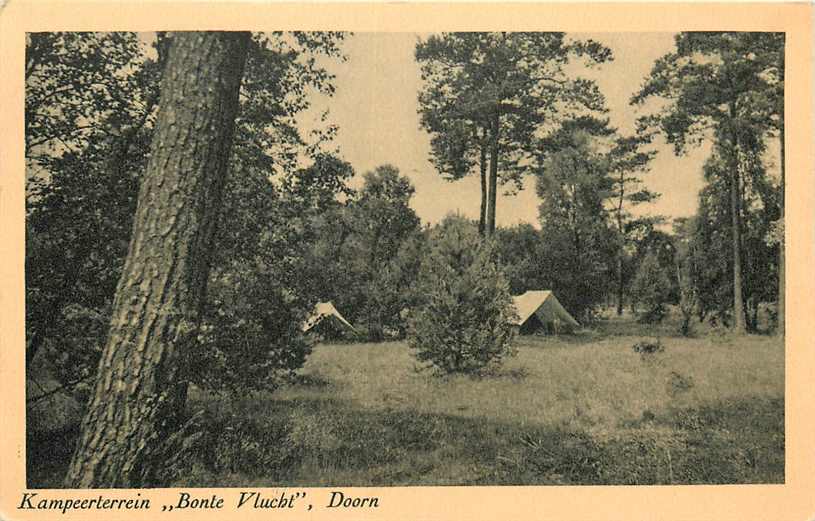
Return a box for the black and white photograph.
[23,28,787,491]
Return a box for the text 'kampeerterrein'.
[18,493,150,514]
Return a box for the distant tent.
[510,290,579,334]
[301,302,356,334]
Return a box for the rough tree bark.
[64,31,250,488]
[729,134,747,334]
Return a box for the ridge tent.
[301,301,356,334]
[510,290,579,334]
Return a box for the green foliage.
[415,32,612,230]
[687,142,779,330]
[536,130,616,320]
[308,165,422,340]
[408,216,517,374]
[364,231,428,339]
[194,153,357,393]
[25,32,150,163]
[189,270,314,394]
[231,32,347,178]
[493,224,549,295]
[631,32,784,331]
[631,252,673,323]
[25,32,349,407]
[631,32,784,155]
[25,32,159,391]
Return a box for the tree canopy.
[632,32,784,333]
[416,32,612,235]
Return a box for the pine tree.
[408,216,517,374]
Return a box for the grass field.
[173,315,784,487]
[28,314,784,487]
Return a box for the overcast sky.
[297,31,730,228]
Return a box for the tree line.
[417,31,784,331]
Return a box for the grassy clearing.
[28,315,784,487]
[174,316,783,486]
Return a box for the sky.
[298,32,718,228]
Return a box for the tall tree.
[749,33,785,335]
[338,165,421,340]
[416,32,611,236]
[607,133,658,315]
[672,217,699,336]
[536,130,616,320]
[65,31,250,488]
[689,138,778,331]
[632,32,783,333]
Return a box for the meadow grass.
[173,315,783,486]
[27,314,784,487]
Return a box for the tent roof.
[510,290,579,328]
[301,301,356,332]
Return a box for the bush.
[186,265,314,394]
[408,216,517,374]
[631,252,673,324]
[632,339,664,357]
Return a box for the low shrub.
[167,412,296,484]
[632,339,664,356]
[667,371,694,397]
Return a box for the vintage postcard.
[1,1,813,520]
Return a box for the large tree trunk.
[486,112,499,236]
[725,102,747,335]
[64,31,250,488]
[729,144,747,334]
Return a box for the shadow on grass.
[27,392,783,488]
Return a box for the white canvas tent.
[510,290,579,333]
[301,301,356,333]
